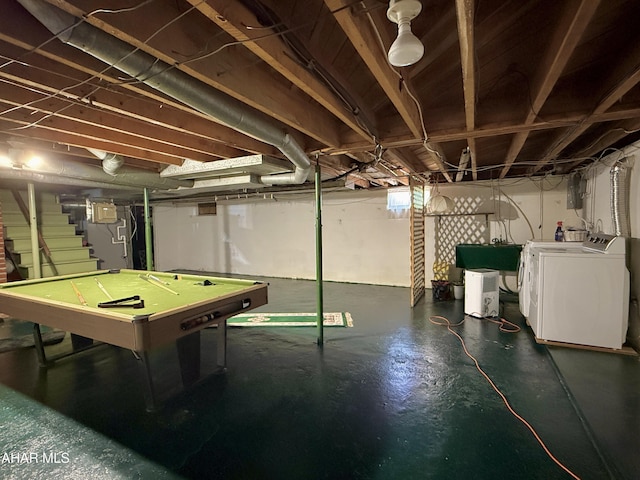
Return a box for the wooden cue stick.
[94,277,113,300]
[70,281,88,306]
[147,274,169,285]
[138,274,179,295]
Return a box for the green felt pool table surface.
[0,269,268,351]
[0,270,260,315]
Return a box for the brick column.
[0,199,6,283]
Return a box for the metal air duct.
[0,167,140,191]
[2,155,191,190]
[18,0,311,186]
[86,148,125,176]
[610,157,631,237]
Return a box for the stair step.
[13,247,93,264]
[6,236,84,251]
[2,212,72,226]
[5,224,77,238]
[0,191,63,215]
[18,259,99,279]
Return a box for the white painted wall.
[581,140,640,348]
[154,189,411,286]
[154,177,575,288]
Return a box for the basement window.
[197,202,217,216]
[386,187,411,211]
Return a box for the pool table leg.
[217,318,227,369]
[137,351,158,412]
[33,324,48,367]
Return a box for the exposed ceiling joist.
[2,0,640,194]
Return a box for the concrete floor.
[0,274,639,479]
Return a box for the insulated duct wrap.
[17,0,311,186]
[610,158,631,237]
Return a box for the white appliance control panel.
[581,232,625,254]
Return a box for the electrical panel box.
[567,172,586,209]
[91,202,118,224]
[464,269,499,318]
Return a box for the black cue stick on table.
[98,295,145,309]
[70,281,88,306]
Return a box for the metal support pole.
[315,159,324,346]
[144,187,154,271]
[27,183,41,279]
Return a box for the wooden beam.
[0,35,276,156]
[0,79,243,161]
[533,53,640,173]
[501,0,600,178]
[185,0,371,142]
[324,0,422,138]
[565,118,640,171]
[42,0,343,148]
[320,1,454,181]
[0,119,184,165]
[455,0,476,180]
[330,104,640,156]
[422,143,452,182]
[0,101,216,164]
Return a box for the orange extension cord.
[429,314,581,480]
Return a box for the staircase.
[1,189,98,279]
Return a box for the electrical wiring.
[3,0,371,141]
[128,205,138,242]
[480,68,548,125]
[362,4,446,173]
[498,188,535,239]
[243,1,378,139]
[538,177,544,235]
[3,0,205,132]
[84,0,155,17]
[572,127,640,158]
[428,314,581,480]
[434,155,589,179]
[0,0,155,73]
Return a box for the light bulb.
[388,21,424,67]
[25,155,43,169]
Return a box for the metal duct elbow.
[260,133,310,185]
[610,157,631,237]
[86,148,125,175]
[18,0,311,186]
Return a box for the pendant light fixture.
[426,180,454,214]
[386,0,424,67]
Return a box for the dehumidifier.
[464,269,499,318]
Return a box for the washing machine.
[527,233,629,349]
[518,240,584,319]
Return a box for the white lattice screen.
[432,196,490,280]
[410,184,425,306]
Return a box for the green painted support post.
[144,187,154,271]
[27,183,41,279]
[315,159,324,346]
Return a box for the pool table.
[0,269,268,410]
